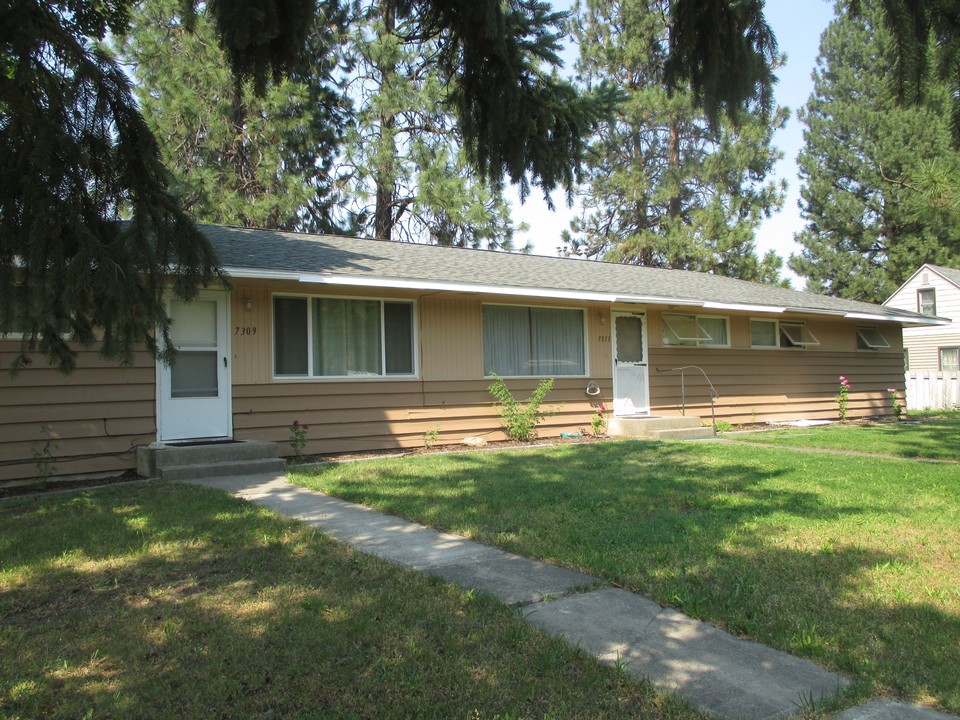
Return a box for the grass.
[730,413,960,461]
[290,440,960,713]
[0,483,706,720]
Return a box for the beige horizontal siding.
[902,328,960,371]
[648,347,905,423]
[233,377,612,457]
[0,344,155,483]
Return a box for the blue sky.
[512,0,837,285]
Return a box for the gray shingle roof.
[930,264,960,288]
[200,224,930,323]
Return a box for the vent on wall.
[922,272,929,284]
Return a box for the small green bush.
[488,374,555,442]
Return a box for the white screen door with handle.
[156,290,232,441]
[612,312,650,416]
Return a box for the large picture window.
[274,296,415,378]
[483,305,585,376]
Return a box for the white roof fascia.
[844,311,948,325]
[702,301,785,313]
[611,295,705,307]
[297,273,616,302]
[222,267,303,281]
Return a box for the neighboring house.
[883,263,960,409]
[883,264,960,372]
[0,225,938,481]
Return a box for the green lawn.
[0,484,705,720]
[731,413,960,461]
[290,441,960,713]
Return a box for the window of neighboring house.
[750,319,779,348]
[482,304,585,376]
[940,347,960,372]
[779,321,820,349]
[273,296,415,378]
[918,288,937,317]
[662,313,729,347]
[856,326,891,351]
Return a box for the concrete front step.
[608,415,714,439]
[159,457,286,482]
[654,426,717,440]
[137,440,282,480]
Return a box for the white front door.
[156,290,232,441]
[612,312,650,416]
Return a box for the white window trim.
[662,313,730,348]
[940,346,960,372]
[856,326,891,350]
[918,287,937,317]
[780,322,820,348]
[750,318,780,349]
[272,292,419,381]
[482,302,589,378]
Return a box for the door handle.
[223,356,227,368]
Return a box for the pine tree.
[565,0,787,284]
[340,0,525,247]
[0,0,221,373]
[0,0,801,372]
[790,0,960,302]
[117,0,352,233]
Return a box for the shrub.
[590,404,607,436]
[488,374,555,442]
[836,375,851,422]
[289,420,309,463]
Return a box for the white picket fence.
[906,371,960,410]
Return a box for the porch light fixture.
[244,297,253,311]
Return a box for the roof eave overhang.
[221,267,937,324]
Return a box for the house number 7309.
[235,326,257,335]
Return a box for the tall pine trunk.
[374,0,398,240]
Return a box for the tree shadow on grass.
[0,483,705,720]
[295,440,960,712]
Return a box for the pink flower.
[887,388,897,393]
[598,404,606,411]
[292,420,300,426]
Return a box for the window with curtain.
[940,347,959,372]
[483,305,585,376]
[750,319,778,347]
[274,296,415,378]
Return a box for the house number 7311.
[235,326,257,335]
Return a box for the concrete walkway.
[190,472,957,720]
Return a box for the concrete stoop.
[136,440,284,481]
[608,415,716,440]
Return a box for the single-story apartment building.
[0,224,940,481]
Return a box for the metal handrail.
[655,365,720,431]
